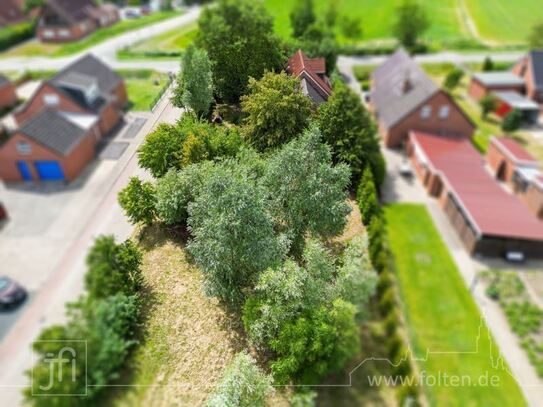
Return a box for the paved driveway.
[0,113,146,334]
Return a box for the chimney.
[402,70,412,94]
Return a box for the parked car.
[399,160,413,178]
[0,276,27,310]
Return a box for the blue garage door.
[35,161,65,181]
[17,161,32,181]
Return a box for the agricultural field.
[465,0,543,44]
[385,204,525,406]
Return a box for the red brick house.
[0,0,27,27]
[15,54,126,136]
[286,50,332,105]
[0,55,126,182]
[0,75,18,110]
[512,50,543,104]
[37,0,119,43]
[487,137,543,220]
[467,72,524,101]
[407,131,543,258]
[370,49,475,148]
[0,109,99,182]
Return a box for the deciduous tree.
[171,45,213,118]
[137,123,184,178]
[241,71,312,151]
[118,177,156,226]
[197,0,284,102]
[263,126,351,256]
[392,0,429,49]
[290,0,316,38]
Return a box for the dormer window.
[85,83,99,104]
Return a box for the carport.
[493,91,540,124]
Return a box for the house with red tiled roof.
[488,137,543,220]
[286,50,332,105]
[407,131,543,258]
[37,0,119,43]
[512,50,543,104]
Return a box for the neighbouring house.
[0,0,27,27]
[14,54,126,136]
[286,49,332,105]
[492,91,540,124]
[0,109,99,182]
[0,75,18,110]
[370,49,475,148]
[407,131,543,258]
[37,0,119,43]
[467,72,524,101]
[512,50,543,104]
[0,55,126,182]
[487,137,543,220]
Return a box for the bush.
[482,56,494,71]
[442,68,464,91]
[357,166,381,225]
[205,352,272,407]
[479,95,496,119]
[138,123,184,178]
[502,109,523,132]
[379,286,396,315]
[118,177,156,226]
[377,270,394,297]
[0,21,35,51]
[85,236,143,300]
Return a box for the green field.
[121,70,171,111]
[465,0,543,44]
[385,204,525,406]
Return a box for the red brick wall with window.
[14,84,86,126]
[382,91,475,148]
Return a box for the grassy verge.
[118,22,197,60]
[2,12,180,58]
[385,203,525,406]
[120,70,171,111]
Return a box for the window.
[16,141,31,155]
[44,93,59,106]
[43,30,54,38]
[420,105,432,119]
[59,29,70,37]
[439,105,450,119]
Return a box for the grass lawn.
[2,11,180,58]
[119,22,197,60]
[465,0,543,44]
[121,70,171,111]
[385,204,525,406]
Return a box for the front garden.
[385,203,525,406]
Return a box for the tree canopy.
[290,0,316,38]
[392,0,429,49]
[241,71,312,151]
[528,21,543,49]
[197,0,284,102]
[171,44,213,118]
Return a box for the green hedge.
[0,21,35,51]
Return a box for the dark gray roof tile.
[18,110,88,156]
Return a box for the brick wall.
[0,82,17,109]
[0,130,96,182]
[383,91,475,148]
[467,77,524,102]
[37,19,97,43]
[14,84,86,126]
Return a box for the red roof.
[410,131,543,241]
[287,50,332,97]
[492,137,537,164]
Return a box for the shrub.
[379,286,396,315]
[482,56,494,71]
[479,95,496,119]
[118,177,156,226]
[384,310,399,336]
[0,21,34,51]
[205,352,272,407]
[357,166,381,225]
[138,123,184,178]
[443,68,464,91]
[502,109,523,132]
[377,270,394,297]
[85,236,143,300]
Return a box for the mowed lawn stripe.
[465,0,543,43]
[385,204,525,406]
